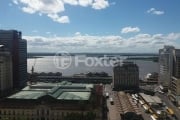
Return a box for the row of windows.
[0,110,88,120]
[0,116,63,120]
[0,109,83,117]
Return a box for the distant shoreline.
[126,57,159,62]
[27,52,158,57]
[27,56,43,59]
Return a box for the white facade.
[159,46,175,87]
[159,46,180,105]
[169,50,180,105]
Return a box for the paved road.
[138,102,151,120]
[156,93,180,120]
[104,84,121,120]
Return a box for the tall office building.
[113,61,139,91]
[159,46,180,105]
[170,49,180,105]
[159,46,175,88]
[0,30,27,89]
[0,45,12,94]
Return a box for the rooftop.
[8,81,93,101]
[139,93,162,104]
[116,91,141,115]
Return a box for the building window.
[13,110,15,115]
[47,110,49,115]
[41,109,44,115]
[8,110,11,115]
[37,110,39,115]
[4,110,6,115]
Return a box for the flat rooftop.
[8,81,93,101]
[139,93,162,104]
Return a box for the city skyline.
[0,0,180,53]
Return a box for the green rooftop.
[8,81,93,101]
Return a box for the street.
[104,84,151,120]
[104,84,121,120]
[156,92,180,120]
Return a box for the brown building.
[113,61,139,91]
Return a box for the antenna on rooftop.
[29,57,37,85]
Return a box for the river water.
[27,56,159,79]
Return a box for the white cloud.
[79,0,93,7]
[75,32,81,36]
[48,14,70,23]
[121,26,140,34]
[147,8,164,15]
[63,0,78,5]
[15,0,66,23]
[13,0,109,24]
[22,7,36,14]
[13,0,18,5]
[24,33,180,53]
[167,33,180,40]
[92,0,109,10]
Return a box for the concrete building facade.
[159,46,180,106]
[170,77,180,105]
[113,61,139,91]
[0,81,102,120]
[159,46,175,88]
[0,30,27,89]
[169,49,180,105]
[0,45,12,95]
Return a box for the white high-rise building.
[159,46,180,106]
[159,46,175,88]
[170,49,180,106]
[0,45,12,94]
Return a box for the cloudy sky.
[0,0,180,53]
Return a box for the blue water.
[28,56,158,79]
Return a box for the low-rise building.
[139,93,168,119]
[139,93,162,106]
[0,81,103,120]
[169,77,180,106]
[145,72,158,84]
[115,92,143,120]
